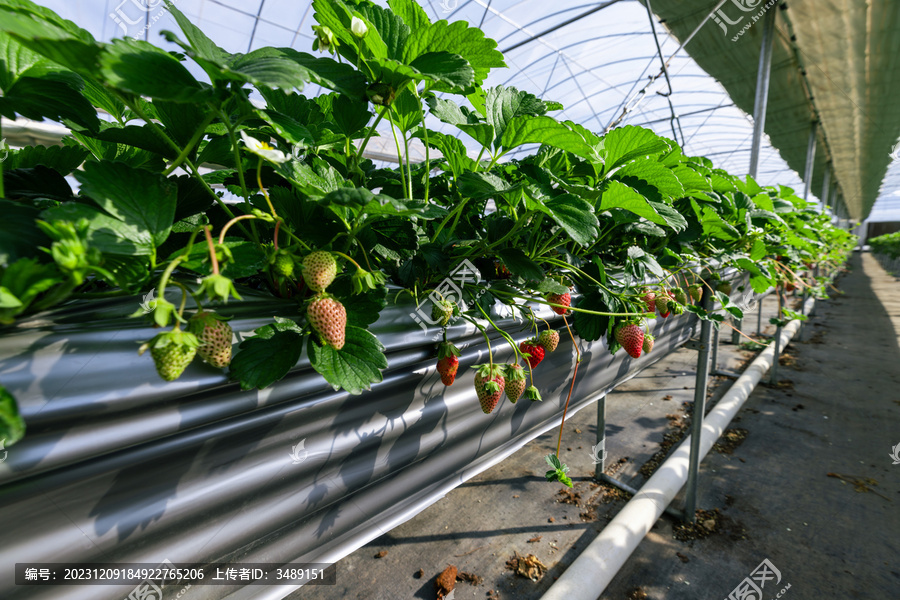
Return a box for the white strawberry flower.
[240,131,289,164]
[350,16,368,39]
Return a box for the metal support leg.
[731,318,742,345]
[756,294,764,336]
[594,395,607,480]
[684,294,713,523]
[770,325,782,385]
[748,5,778,179]
[710,326,719,373]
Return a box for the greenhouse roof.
[16,0,900,220]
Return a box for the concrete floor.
[294,252,900,600]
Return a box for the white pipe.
[541,297,814,600]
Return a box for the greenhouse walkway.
[297,252,900,600]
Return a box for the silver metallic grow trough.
[0,277,750,599]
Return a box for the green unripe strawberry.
[643,333,655,354]
[431,300,455,327]
[273,253,295,278]
[139,328,201,381]
[717,281,733,295]
[504,363,526,403]
[301,251,338,292]
[188,311,233,368]
[689,284,703,302]
[537,330,559,352]
[673,288,688,306]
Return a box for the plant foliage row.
[0,0,854,477]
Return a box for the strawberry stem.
[475,302,522,364]
[257,157,279,218]
[218,214,260,245]
[555,315,581,458]
[203,226,220,276]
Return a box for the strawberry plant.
[0,0,854,473]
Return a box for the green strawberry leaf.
[308,326,388,395]
[0,384,26,447]
[599,125,671,174]
[230,318,304,390]
[497,248,543,281]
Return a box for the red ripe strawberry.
[520,339,546,369]
[642,333,655,354]
[641,290,656,313]
[139,328,201,381]
[655,294,671,318]
[547,292,571,315]
[474,364,505,414]
[301,251,338,292]
[537,330,559,352]
[504,363,526,403]
[436,342,461,386]
[615,324,644,359]
[188,311,233,368]
[307,294,347,350]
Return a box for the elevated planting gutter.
[0,274,749,599]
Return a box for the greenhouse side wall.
[0,275,752,600]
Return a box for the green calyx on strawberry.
[187,311,233,368]
[537,329,559,352]
[615,323,645,359]
[307,293,347,350]
[504,363,527,403]
[350,266,387,295]
[525,385,543,402]
[436,341,461,386]
[642,333,655,354]
[431,299,456,327]
[301,251,339,293]
[547,292,571,315]
[474,364,505,414]
[197,273,242,303]
[520,339,546,368]
[139,327,201,381]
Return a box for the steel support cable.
[246,0,267,54]
[500,0,629,54]
[605,0,732,133]
[644,0,685,147]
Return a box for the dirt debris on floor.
[434,565,457,599]
[713,428,749,454]
[505,552,548,581]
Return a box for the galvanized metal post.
[710,325,720,372]
[594,395,607,480]
[803,121,817,200]
[820,166,831,214]
[684,292,714,523]
[731,317,742,345]
[756,293,764,336]
[770,290,783,385]
[748,5,778,179]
